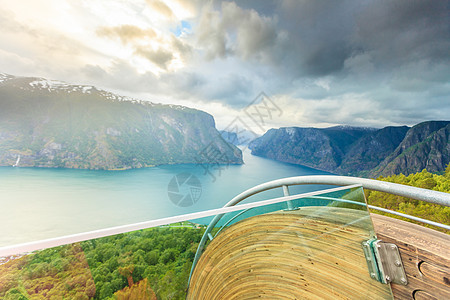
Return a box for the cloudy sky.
[0,0,449,131]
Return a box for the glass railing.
[0,185,393,299]
[188,186,393,299]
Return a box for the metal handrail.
[0,184,355,257]
[367,205,450,230]
[310,195,450,230]
[188,175,450,285]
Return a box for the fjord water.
[0,152,332,247]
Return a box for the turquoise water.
[0,152,332,246]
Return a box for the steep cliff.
[337,126,410,176]
[249,121,449,177]
[0,73,242,170]
[248,126,373,172]
[370,121,450,177]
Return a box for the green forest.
[0,224,205,299]
[366,165,450,233]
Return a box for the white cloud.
[314,77,332,91]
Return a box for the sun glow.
[0,0,191,76]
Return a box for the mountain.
[249,121,450,177]
[220,131,239,146]
[248,126,374,172]
[336,126,410,176]
[0,73,242,170]
[370,121,450,177]
[220,129,259,146]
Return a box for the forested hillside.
[0,224,205,299]
[366,166,450,233]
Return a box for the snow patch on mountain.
[0,73,14,84]
[25,77,146,104]
[82,86,92,93]
[28,78,97,94]
[285,127,296,137]
[0,73,195,111]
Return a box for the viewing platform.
[0,176,448,299]
[188,207,392,299]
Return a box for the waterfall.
[13,155,20,167]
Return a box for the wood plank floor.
[188,207,392,300]
[371,214,450,300]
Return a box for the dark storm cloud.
[275,0,357,77]
[192,0,449,127]
[200,0,449,80]
[353,1,449,65]
[277,0,448,84]
[196,1,283,61]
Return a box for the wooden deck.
[187,207,393,299]
[371,214,450,299]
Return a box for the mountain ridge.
[249,121,450,177]
[0,73,243,170]
[371,121,450,177]
[249,126,374,172]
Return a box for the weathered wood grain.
[371,214,450,300]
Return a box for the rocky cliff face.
[248,126,373,172]
[249,121,450,177]
[370,121,450,177]
[337,126,410,176]
[0,73,242,170]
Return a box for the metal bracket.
[362,239,381,281]
[362,239,408,285]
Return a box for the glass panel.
[188,186,393,299]
[210,186,372,238]
[0,187,393,299]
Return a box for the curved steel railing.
[188,175,450,284]
[0,184,356,258]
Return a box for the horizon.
[0,0,449,130]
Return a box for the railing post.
[283,185,295,210]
